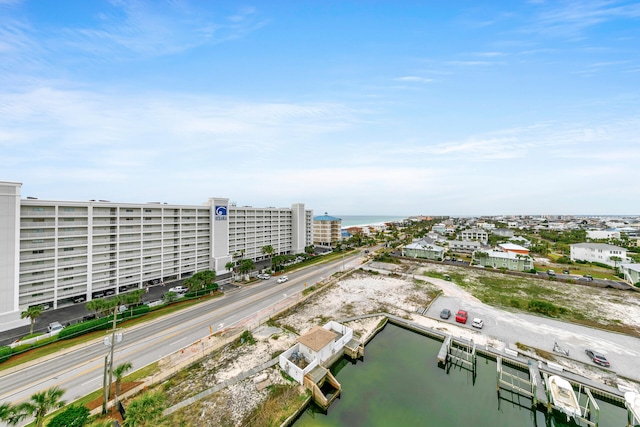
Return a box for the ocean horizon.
[336,214,410,228]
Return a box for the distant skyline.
[1,1,639,216]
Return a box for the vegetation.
[113,361,133,395]
[21,305,44,335]
[17,386,66,427]
[183,270,216,292]
[123,391,167,427]
[47,405,89,427]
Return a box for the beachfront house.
[472,249,533,272]
[402,239,445,261]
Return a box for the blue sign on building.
[215,205,228,221]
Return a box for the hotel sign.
[215,205,227,221]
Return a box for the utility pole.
[102,304,119,414]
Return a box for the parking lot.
[424,280,640,384]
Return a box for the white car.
[277,276,288,284]
[169,286,188,294]
[47,322,64,334]
[471,318,484,329]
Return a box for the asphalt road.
[0,251,365,409]
[426,287,640,383]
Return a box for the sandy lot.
[158,260,640,426]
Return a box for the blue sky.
[1,0,639,216]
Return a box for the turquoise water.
[337,215,409,228]
[293,324,627,427]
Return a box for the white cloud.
[394,76,433,83]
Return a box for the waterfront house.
[313,213,342,248]
[460,228,489,244]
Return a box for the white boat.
[625,391,640,424]
[548,375,581,420]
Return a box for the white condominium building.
[0,181,312,331]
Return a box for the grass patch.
[243,384,308,427]
[0,294,222,371]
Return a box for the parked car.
[41,303,51,310]
[471,318,484,329]
[440,309,451,319]
[277,276,289,284]
[455,310,468,324]
[585,349,610,367]
[47,322,64,334]
[169,286,188,294]
[547,269,556,276]
[93,292,105,299]
[105,289,115,296]
[73,295,86,303]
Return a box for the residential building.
[402,240,445,260]
[448,240,482,255]
[0,182,312,331]
[620,264,640,285]
[569,243,628,267]
[459,228,489,244]
[498,243,529,255]
[586,229,621,240]
[312,213,342,248]
[472,250,533,272]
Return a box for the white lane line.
[81,376,102,386]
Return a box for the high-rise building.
[0,181,312,331]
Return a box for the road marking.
[81,376,101,386]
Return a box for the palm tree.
[225,261,236,280]
[610,256,622,270]
[123,391,166,427]
[239,259,256,281]
[261,245,274,265]
[21,305,44,335]
[18,386,66,427]
[0,402,25,426]
[86,298,106,318]
[113,361,133,395]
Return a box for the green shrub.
[184,283,219,298]
[0,345,12,363]
[58,316,114,340]
[47,405,89,427]
[527,300,566,317]
[121,304,150,319]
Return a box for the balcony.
[20,262,55,272]
[21,220,56,228]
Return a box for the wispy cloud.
[394,76,433,83]
[524,0,640,39]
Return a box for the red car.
[455,310,468,324]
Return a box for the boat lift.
[543,372,600,427]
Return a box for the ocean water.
[337,215,409,228]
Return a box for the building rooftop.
[314,212,342,222]
[297,326,338,352]
[571,242,626,251]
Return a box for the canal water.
[293,324,628,427]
